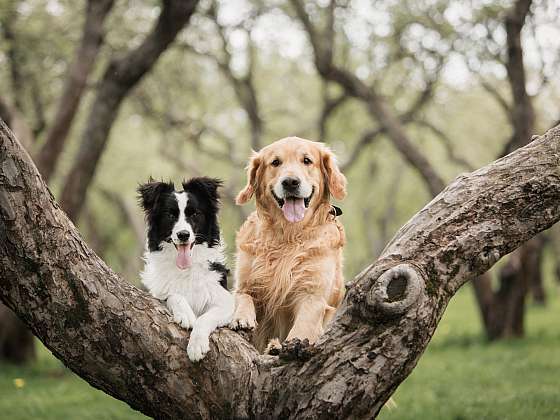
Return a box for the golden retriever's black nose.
[177,230,190,242]
[282,177,301,191]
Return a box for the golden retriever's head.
[236,137,346,223]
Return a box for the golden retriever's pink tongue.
[176,244,192,270]
[282,198,306,223]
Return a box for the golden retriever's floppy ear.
[321,146,347,200]
[236,151,261,205]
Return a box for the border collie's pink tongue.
[282,198,306,223]
[176,244,193,270]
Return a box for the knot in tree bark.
[367,264,424,317]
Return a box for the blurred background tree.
[0,0,559,417]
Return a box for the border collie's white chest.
[141,241,225,316]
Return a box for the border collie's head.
[138,177,222,269]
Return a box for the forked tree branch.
[1,119,559,418]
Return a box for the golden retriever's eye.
[271,158,281,167]
[303,157,312,165]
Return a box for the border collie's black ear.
[183,177,222,209]
[137,179,174,213]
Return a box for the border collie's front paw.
[173,309,195,330]
[229,315,257,330]
[187,333,210,362]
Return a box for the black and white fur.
[138,177,233,362]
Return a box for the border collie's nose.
[282,177,300,191]
[177,230,190,242]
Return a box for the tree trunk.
[0,304,35,364]
[529,238,546,304]
[34,0,115,182]
[1,118,559,418]
[58,0,199,222]
[503,0,534,155]
[471,0,540,340]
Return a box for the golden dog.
[230,136,346,352]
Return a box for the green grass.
[1,282,559,419]
[379,282,560,420]
[0,347,147,420]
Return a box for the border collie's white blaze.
[138,177,234,362]
[172,192,195,269]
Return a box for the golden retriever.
[230,136,347,352]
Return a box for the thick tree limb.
[0,98,35,364]
[1,117,559,417]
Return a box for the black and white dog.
[138,177,233,362]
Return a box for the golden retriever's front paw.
[268,338,316,361]
[265,338,282,355]
[229,314,257,330]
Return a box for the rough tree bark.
[58,0,199,222]
[34,0,115,182]
[0,102,35,364]
[1,116,559,418]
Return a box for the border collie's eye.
[303,157,312,165]
[271,158,281,167]
[186,208,201,217]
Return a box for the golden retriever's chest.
[250,240,309,278]
[246,238,328,305]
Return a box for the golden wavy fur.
[230,136,347,351]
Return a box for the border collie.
[138,177,233,362]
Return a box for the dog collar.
[330,205,343,217]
